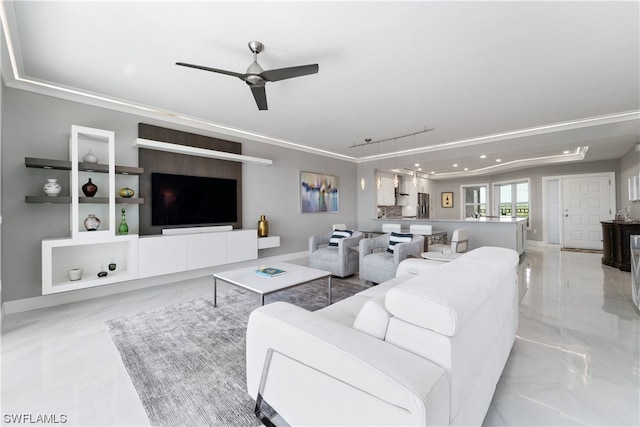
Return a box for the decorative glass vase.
[82,178,98,197]
[84,214,100,231]
[118,208,129,235]
[258,215,269,237]
[43,178,62,197]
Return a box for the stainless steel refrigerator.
[417,193,429,218]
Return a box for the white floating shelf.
[132,138,273,166]
[258,235,280,249]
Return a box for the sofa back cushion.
[384,247,519,336]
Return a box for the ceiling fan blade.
[175,62,245,80]
[250,85,268,110]
[260,64,319,82]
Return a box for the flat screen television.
[151,172,237,226]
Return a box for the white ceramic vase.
[43,179,62,197]
[82,148,98,164]
[68,268,82,281]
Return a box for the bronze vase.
[258,215,269,237]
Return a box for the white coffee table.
[420,252,463,262]
[213,262,332,306]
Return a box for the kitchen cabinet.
[377,175,395,206]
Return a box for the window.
[494,180,530,225]
[461,184,488,218]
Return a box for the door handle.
[564,214,569,217]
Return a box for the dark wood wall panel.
[138,123,242,235]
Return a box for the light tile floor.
[1,246,638,426]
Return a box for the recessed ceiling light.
[430,171,435,174]
[464,167,468,171]
[453,163,458,167]
[414,163,420,167]
[563,150,570,154]
[496,159,502,162]
[480,154,487,159]
[418,167,422,171]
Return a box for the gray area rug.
[106,276,369,427]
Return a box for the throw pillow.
[328,229,353,247]
[387,232,413,253]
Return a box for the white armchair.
[428,228,469,254]
[309,230,363,277]
[359,233,424,284]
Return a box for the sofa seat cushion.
[385,247,519,336]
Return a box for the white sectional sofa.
[246,246,520,426]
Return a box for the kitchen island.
[366,217,527,255]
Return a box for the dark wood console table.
[601,221,640,271]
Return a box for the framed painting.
[441,191,454,208]
[300,171,339,213]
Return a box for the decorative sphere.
[118,187,135,198]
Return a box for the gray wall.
[620,145,640,220]
[1,87,357,302]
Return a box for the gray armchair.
[309,231,363,277]
[359,233,424,284]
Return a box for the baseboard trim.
[525,240,556,248]
[2,250,308,315]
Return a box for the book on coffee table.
[255,267,287,277]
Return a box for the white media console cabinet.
[42,229,280,295]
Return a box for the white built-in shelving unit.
[42,235,139,294]
[32,125,280,296]
[33,125,142,294]
[70,125,116,238]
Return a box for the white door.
[562,175,612,250]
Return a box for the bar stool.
[381,223,401,233]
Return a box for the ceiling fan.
[176,41,319,111]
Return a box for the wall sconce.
[359,145,366,191]
[630,174,640,201]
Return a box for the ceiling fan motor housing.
[245,61,265,85]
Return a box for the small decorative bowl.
[68,268,83,281]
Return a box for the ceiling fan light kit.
[176,41,319,111]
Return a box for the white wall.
[1,86,358,302]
